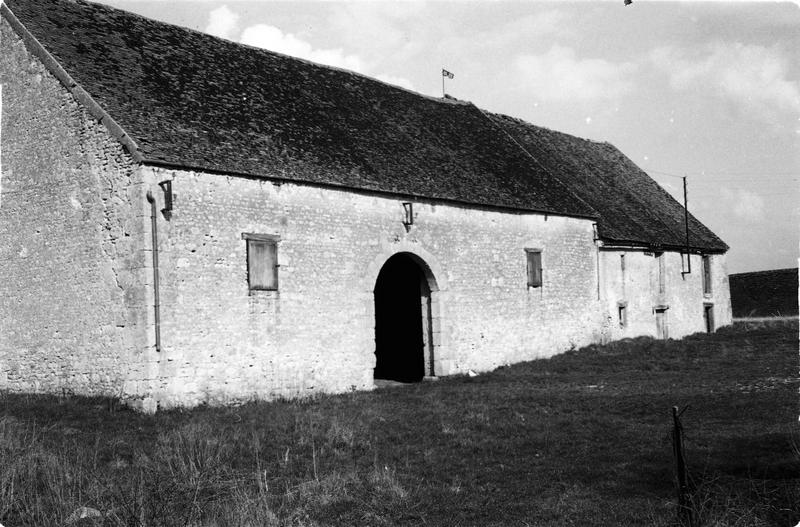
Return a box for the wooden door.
[655,308,669,339]
[703,304,714,333]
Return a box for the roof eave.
[599,238,728,254]
[142,159,600,221]
[1,2,143,164]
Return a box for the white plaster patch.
[69,191,83,210]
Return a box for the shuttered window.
[702,255,712,295]
[618,303,627,328]
[525,249,542,288]
[242,233,279,291]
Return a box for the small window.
[620,254,626,283]
[525,249,542,288]
[702,255,712,295]
[242,233,279,291]
[618,302,627,328]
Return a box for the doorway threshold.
[373,379,415,389]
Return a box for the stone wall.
[599,249,732,341]
[145,167,603,407]
[0,17,152,402]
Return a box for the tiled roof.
[493,115,728,252]
[3,0,727,251]
[2,0,594,218]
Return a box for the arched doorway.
[373,252,434,382]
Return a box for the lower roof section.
[493,115,728,253]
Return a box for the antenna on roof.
[442,68,454,97]
[681,175,692,275]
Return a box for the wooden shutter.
[702,256,712,294]
[526,250,542,287]
[655,308,669,339]
[247,239,278,290]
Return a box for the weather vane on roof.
[442,68,454,98]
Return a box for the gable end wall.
[0,17,152,401]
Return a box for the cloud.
[504,10,573,40]
[512,45,637,102]
[651,43,800,119]
[205,5,239,40]
[200,5,415,91]
[239,24,364,72]
[440,10,572,60]
[328,2,426,64]
[721,187,766,222]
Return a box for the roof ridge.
[32,0,471,107]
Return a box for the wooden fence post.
[672,405,692,526]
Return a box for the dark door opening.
[703,304,714,333]
[374,253,426,383]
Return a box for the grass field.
[1,322,798,526]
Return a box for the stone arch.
[364,242,448,380]
[363,241,447,295]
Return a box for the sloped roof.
[493,115,728,252]
[3,0,727,251]
[2,0,594,218]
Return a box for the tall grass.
[1,322,797,526]
[0,408,415,526]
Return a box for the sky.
[96,0,800,274]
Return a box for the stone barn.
[0,0,731,410]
